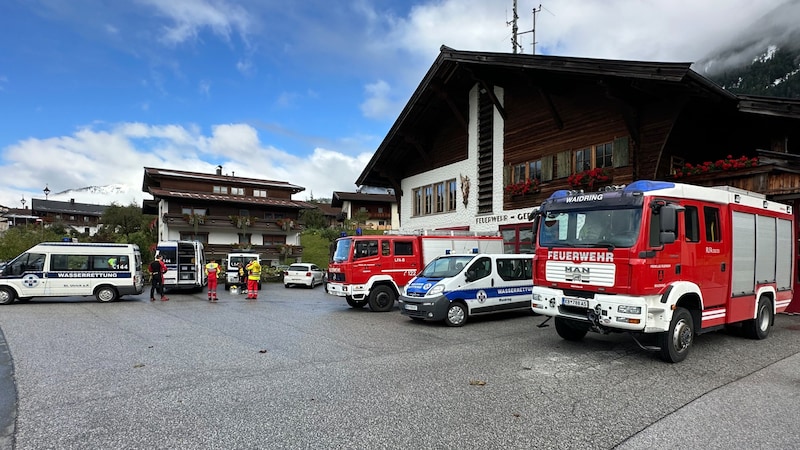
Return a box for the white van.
[399,253,533,326]
[0,242,145,304]
[224,252,261,290]
[155,240,206,291]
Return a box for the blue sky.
[0,0,793,208]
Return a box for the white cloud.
[139,0,253,47]
[0,122,364,208]
[360,80,403,120]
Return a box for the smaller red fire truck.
[530,180,794,362]
[326,231,504,312]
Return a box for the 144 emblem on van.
[22,274,40,288]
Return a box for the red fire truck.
[326,231,504,312]
[530,180,794,362]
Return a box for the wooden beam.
[430,82,468,132]
[462,67,507,120]
[401,133,432,166]
[537,87,564,130]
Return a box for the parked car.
[284,263,325,289]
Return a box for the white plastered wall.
[398,84,534,233]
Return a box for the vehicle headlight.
[617,305,642,314]
[428,284,444,295]
[532,293,542,302]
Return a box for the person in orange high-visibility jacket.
[205,259,222,302]
[245,258,261,300]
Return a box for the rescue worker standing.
[205,258,222,302]
[245,258,261,300]
[238,262,247,295]
[149,254,169,302]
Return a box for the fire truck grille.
[328,273,345,282]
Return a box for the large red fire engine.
[530,180,794,362]
[326,231,503,312]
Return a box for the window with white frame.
[213,186,228,194]
[254,189,267,198]
[448,179,457,211]
[412,178,458,217]
[231,187,244,196]
[181,207,207,216]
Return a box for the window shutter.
[503,165,510,187]
[612,136,629,168]
[541,155,553,182]
[556,151,571,178]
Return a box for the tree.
[299,207,327,230]
[0,225,64,260]
[101,203,146,242]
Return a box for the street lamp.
[43,185,50,200]
[20,196,26,209]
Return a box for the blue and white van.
[399,253,534,326]
[0,242,145,304]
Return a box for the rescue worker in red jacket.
[205,258,222,302]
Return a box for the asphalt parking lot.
[1,283,799,449]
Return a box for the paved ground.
[0,284,799,449]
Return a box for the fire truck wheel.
[445,302,467,327]
[0,287,16,305]
[368,286,396,312]
[743,297,773,340]
[658,307,693,363]
[346,297,367,308]
[554,317,589,341]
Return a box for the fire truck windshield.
[538,208,642,248]
[332,238,353,263]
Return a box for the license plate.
[405,304,418,311]
[562,297,589,308]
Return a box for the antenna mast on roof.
[507,0,522,53]
[509,2,543,55]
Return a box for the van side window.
[381,241,390,256]
[394,241,414,256]
[497,258,532,281]
[8,253,46,275]
[467,257,492,280]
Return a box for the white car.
[284,263,325,289]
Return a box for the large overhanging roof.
[142,167,304,193]
[355,46,797,188]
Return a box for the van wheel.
[445,302,467,327]
[658,307,693,363]
[743,297,773,340]
[368,286,395,312]
[554,317,589,341]
[0,287,16,305]
[95,286,118,303]
[346,297,367,308]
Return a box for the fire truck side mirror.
[658,204,682,245]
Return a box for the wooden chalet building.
[357,46,800,254]
[331,191,397,231]
[142,166,310,264]
[32,198,107,236]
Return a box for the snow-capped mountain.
[695,1,800,98]
[49,184,146,206]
